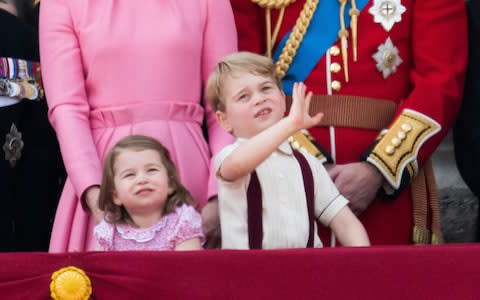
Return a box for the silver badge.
[3,123,24,167]
[368,0,406,32]
[372,37,403,79]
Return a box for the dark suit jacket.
[0,7,65,251]
[0,8,38,60]
[454,0,480,197]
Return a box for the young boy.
[207,52,370,249]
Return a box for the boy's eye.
[123,173,134,178]
[262,86,272,91]
[147,168,159,173]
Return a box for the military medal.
[2,124,24,167]
[372,37,402,78]
[368,0,406,32]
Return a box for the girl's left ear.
[167,178,175,195]
[168,185,174,195]
[112,190,122,206]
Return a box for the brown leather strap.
[247,171,263,249]
[292,150,315,248]
[247,150,315,249]
[286,95,398,130]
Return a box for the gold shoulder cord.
[251,0,359,82]
[338,0,349,82]
[349,0,360,62]
[251,0,297,58]
[338,0,360,82]
[274,0,319,78]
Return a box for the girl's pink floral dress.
[94,205,203,251]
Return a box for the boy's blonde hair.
[206,52,282,112]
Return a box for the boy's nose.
[254,94,267,105]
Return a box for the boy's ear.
[215,110,233,133]
[281,90,287,113]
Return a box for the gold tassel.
[252,0,297,58]
[338,0,349,82]
[271,8,286,49]
[349,0,360,62]
[413,225,431,245]
[266,8,273,58]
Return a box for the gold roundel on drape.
[50,266,92,300]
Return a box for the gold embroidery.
[288,129,327,162]
[366,109,441,189]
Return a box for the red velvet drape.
[0,245,478,299]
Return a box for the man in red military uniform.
[230,0,467,245]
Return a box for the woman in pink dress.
[39,0,237,252]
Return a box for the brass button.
[397,131,406,140]
[329,46,340,56]
[401,123,412,132]
[385,145,395,155]
[331,80,342,91]
[391,137,401,147]
[330,62,341,73]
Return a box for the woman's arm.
[201,0,238,201]
[40,0,102,209]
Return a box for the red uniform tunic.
[231,0,467,245]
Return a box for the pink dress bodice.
[94,205,203,251]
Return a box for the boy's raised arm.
[219,83,323,181]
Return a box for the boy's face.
[216,72,286,139]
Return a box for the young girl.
[94,135,203,251]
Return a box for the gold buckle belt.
[286,95,399,130]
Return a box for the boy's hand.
[288,82,324,130]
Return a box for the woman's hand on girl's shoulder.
[85,186,104,223]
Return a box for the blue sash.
[273,0,369,95]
